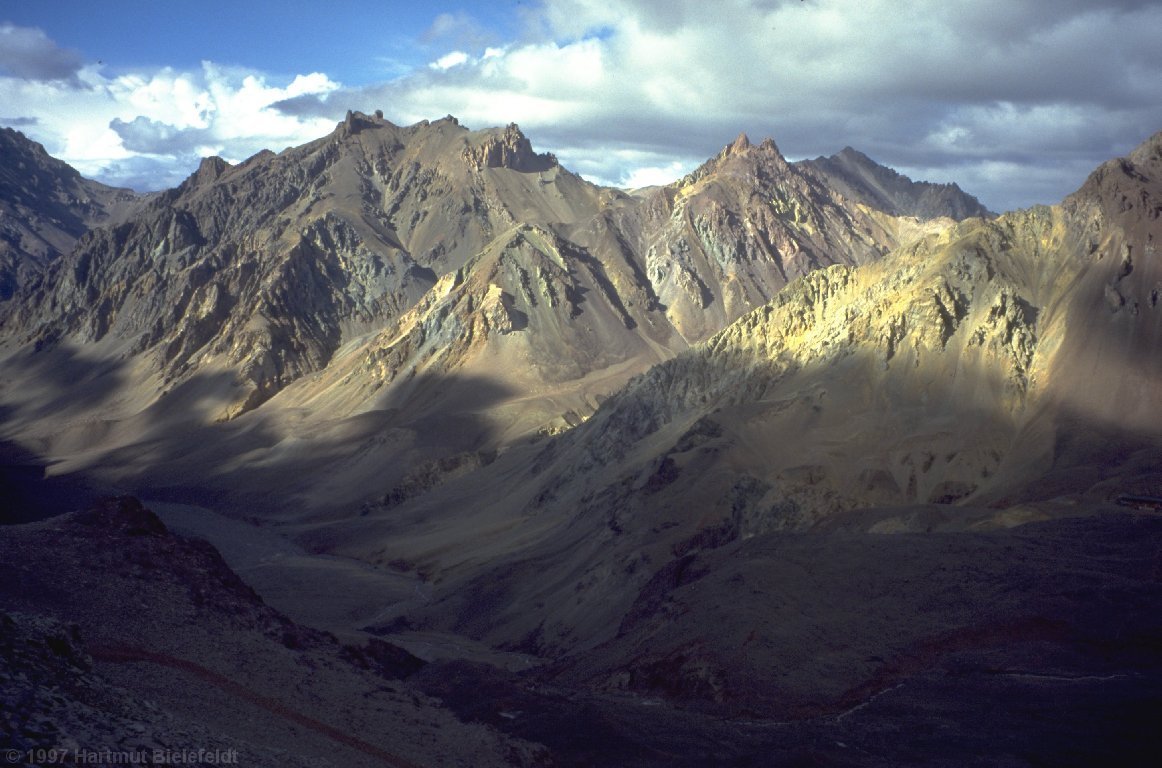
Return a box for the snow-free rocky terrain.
[2,115,1161,766]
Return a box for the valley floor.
[6,491,1156,767]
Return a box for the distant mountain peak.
[1129,129,1162,166]
[798,146,992,220]
[1067,128,1162,224]
[0,128,140,299]
[680,132,788,188]
[834,145,868,162]
[757,137,780,154]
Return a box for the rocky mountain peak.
[1,127,68,176]
[834,145,869,164]
[1128,129,1162,169]
[1066,129,1162,225]
[757,136,780,154]
[337,108,385,137]
[462,122,557,173]
[0,115,1010,500]
[679,132,788,189]
[179,155,231,191]
[728,132,751,154]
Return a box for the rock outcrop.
[461,123,557,172]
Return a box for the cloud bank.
[0,50,340,190]
[3,1,1162,211]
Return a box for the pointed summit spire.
[729,132,751,154]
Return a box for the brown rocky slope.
[2,121,1161,766]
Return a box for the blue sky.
[3,1,1162,212]
[0,1,526,83]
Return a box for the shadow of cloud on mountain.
[87,368,524,522]
[0,344,130,424]
[351,333,1162,764]
[0,348,135,521]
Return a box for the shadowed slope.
[0,497,546,766]
[799,145,992,221]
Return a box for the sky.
[2,0,1161,212]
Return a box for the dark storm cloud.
[109,116,213,156]
[343,0,1162,210]
[270,94,342,119]
[0,24,84,83]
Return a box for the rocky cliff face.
[1,114,628,422]
[0,129,140,300]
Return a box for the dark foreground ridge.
[3,497,1162,766]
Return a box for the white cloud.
[620,161,692,189]
[364,0,1162,211]
[0,47,341,189]
[423,11,498,51]
[431,51,470,70]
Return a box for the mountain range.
[2,114,1160,766]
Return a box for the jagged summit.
[179,155,231,190]
[727,131,751,153]
[680,131,787,187]
[326,111,557,174]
